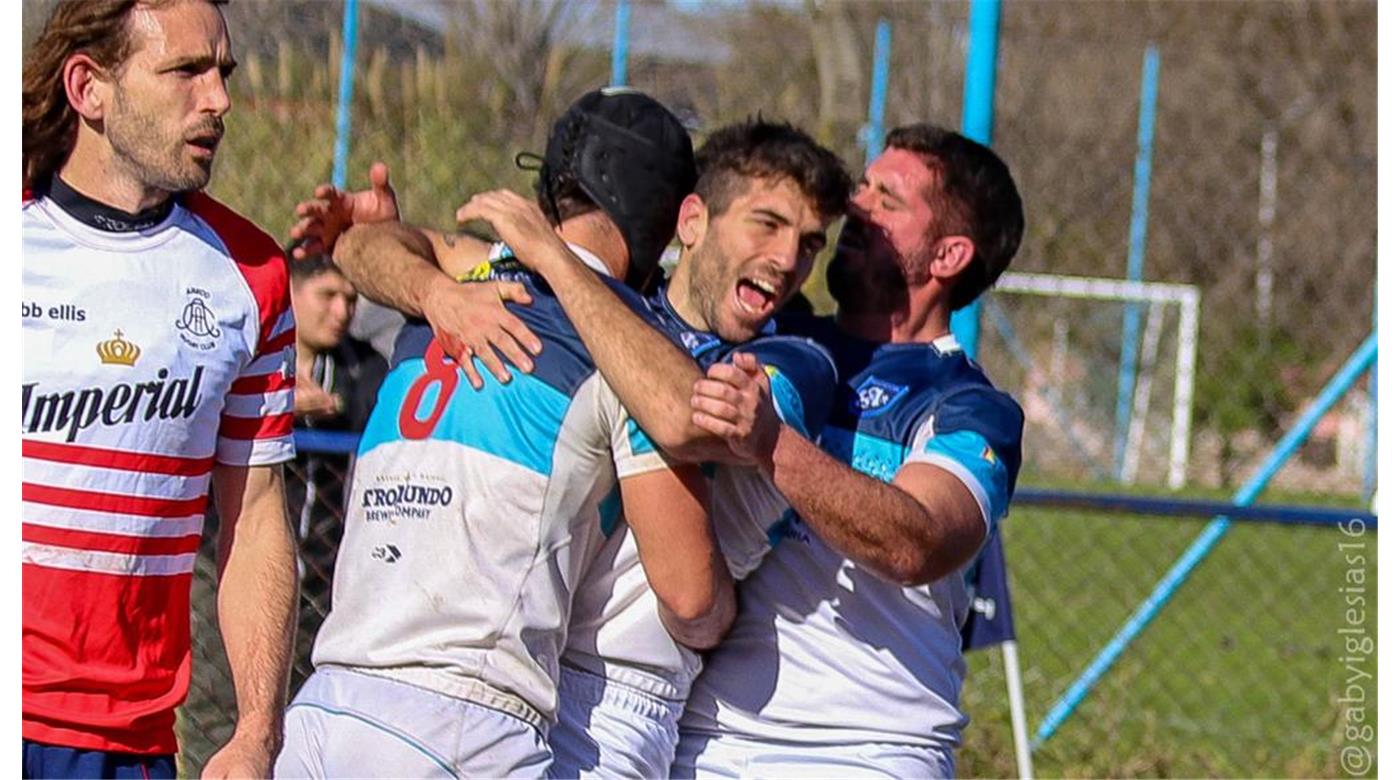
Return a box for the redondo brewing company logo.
[361,476,455,523]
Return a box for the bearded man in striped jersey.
[22,2,299,777]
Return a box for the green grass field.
[957,491,1377,778]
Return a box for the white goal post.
[990,272,1201,489]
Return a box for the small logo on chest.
[851,376,908,415]
[680,330,721,357]
[175,287,221,350]
[96,330,141,367]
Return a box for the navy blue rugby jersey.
[680,312,1024,748]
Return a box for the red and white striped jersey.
[21,188,296,754]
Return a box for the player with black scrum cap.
[273,88,733,778]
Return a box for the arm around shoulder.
[332,222,463,318]
[765,426,989,587]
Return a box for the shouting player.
[22,1,297,778]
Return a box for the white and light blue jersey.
[681,319,1024,750]
[311,246,669,730]
[561,289,838,702]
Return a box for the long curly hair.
[21,0,227,190]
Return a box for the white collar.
[490,240,612,277]
[931,333,963,355]
[565,242,611,276]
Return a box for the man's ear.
[675,193,709,248]
[928,235,976,281]
[63,53,112,122]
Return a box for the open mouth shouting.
[734,274,782,320]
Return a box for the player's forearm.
[212,465,299,751]
[652,526,735,651]
[333,222,458,320]
[541,258,727,461]
[766,425,941,586]
[659,567,736,651]
[626,466,736,650]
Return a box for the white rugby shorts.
[547,664,685,779]
[275,666,551,778]
[672,729,956,779]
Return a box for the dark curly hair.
[694,118,851,223]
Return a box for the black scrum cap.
[538,87,697,289]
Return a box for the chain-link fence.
[22,0,1376,776]
[180,453,353,775]
[177,449,1378,777]
[959,504,1376,778]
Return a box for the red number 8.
[398,339,461,439]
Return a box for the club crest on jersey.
[851,376,907,416]
[175,287,221,351]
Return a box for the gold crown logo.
[97,330,141,367]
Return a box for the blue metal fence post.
[1034,332,1379,747]
[331,0,360,190]
[951,0,1004,358]
[611,0,632,87]
[864,19,892,167]
[1363,293,1377,501]
[1112,46,1160,480]
[954,7,1034,776]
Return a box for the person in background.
[288,248,386,434]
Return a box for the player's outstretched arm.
[693,356,987,587]
[205,464,298,778]
[291,161,490,279]
[621,465,736,650]
[334,222,543,387]
[457,190,734,462]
